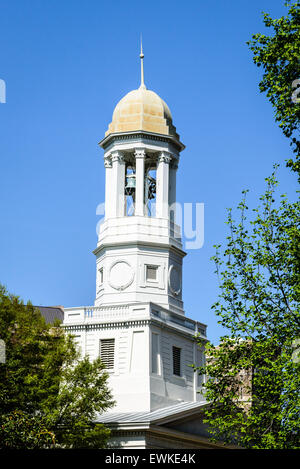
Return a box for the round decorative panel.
[109,260,134,291]
[168,264,181,296]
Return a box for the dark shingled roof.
[35,306,64,324]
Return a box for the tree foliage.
[196,169,300,449]
[247,1,300,177]
[0,411,55,449]
[0,286,114,448]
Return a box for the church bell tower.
[94,44,186,316]
[63,45,207,413]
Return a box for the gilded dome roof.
[105,85,179,140]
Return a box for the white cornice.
[99,130,185,152]
[93,240,186,258]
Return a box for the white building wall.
[63,303,207,414]
[95,243,184,315]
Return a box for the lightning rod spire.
[140,35,146,89]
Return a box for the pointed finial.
[140,35,146,89]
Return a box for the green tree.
[196,169,300,449]
[247,1,300,177]
[0,285,114,448]
[0,411,55,449]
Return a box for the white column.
[156,152,171,219]
[104,154,112,220]
[169,159,178,222]
[134,149,146,216]
[111,151,125,217]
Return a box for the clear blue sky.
[0,0,297,344]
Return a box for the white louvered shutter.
[100,338,115,369]
[172,346,181,376]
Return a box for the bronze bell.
[125,174,136,196]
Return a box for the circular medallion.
[109,260,134,291]
[168,264,181,296]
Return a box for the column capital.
[134,148,146,159]
[111,151,125,163]
[158,151,172,164]
[104,154,112,168]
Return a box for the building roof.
[97,401,239,449]
[104,45,179,140]
[35,306,64,324]
[97,401,208,425]
[105,86,180,140]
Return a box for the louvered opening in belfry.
[172,346,181,376]
[100,338,115,370]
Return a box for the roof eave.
[98,130,185,152]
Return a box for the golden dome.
[105,85,179,140]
